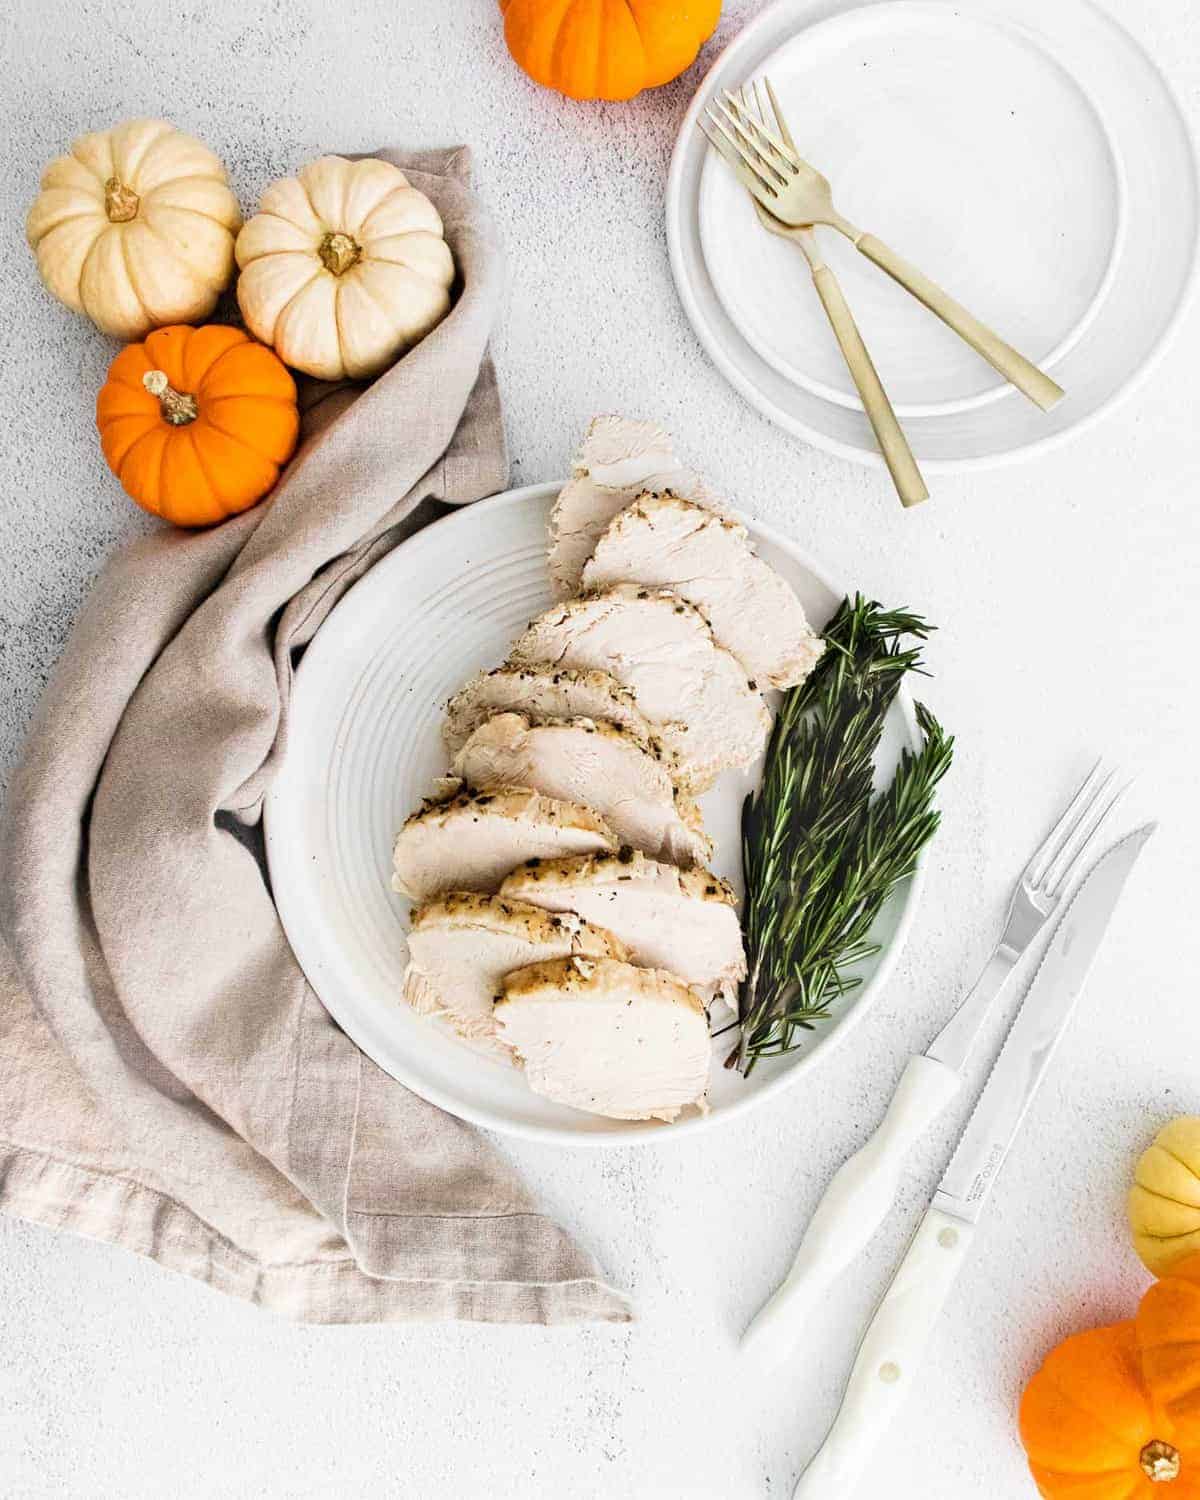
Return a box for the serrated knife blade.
[933,823,1154,1225]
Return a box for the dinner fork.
[741,760,1126,1372]
[705,83,927,509]
[707,83,1065,416]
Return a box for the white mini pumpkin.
[235,156,456,381]
[26,119,241,340]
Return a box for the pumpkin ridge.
[148,166,228,193]
[275,268,326,333]
[1137,1218,1200,1237]
[200,396,300,463]
[1029,1456,1146,1484]
[99,414,155,472]
[234,211,320,265]
[1038,1372,1155,1456]
[149,419,176,523]
[198,408,286,463]
[202,392,298,411]
[32,209,102,237]
[616,0,649,77]
[115,226,154,327]
[550,0,594,97]
[194,337,258,389]
[332,278,354,370]
[140,212,225,293]
[185,426,233,521]
[112,119,175,188]
[342,264,399,324]
[116,426,166,508]
[1138,1332,1200,1358]
[1153,1141,1200,1183]
[78,229,121,325]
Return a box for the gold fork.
[707,82,927,508]
[706,83,1065,415]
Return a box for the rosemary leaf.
[735,597,953,1074]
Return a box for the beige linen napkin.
[0,147,631,1326]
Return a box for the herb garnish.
[735,596,953,1074]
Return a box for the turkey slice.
[508,585,769,790]
[582,492,825,690]
[403,892,625,1061]
[500,848,745,1002]
[391,785,617,902]
[444,664,669,772]
[452,712,710,867]
[495,956,711,1123]
[547,414,723,596]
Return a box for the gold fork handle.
[854,233,1065,413]
[810,265,929,508]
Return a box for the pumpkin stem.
[104,176,140,223]
[1141,1440,1181,1483]
[143,370,199,426]
[318,231,362,276]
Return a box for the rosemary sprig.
[735,596,953,1074]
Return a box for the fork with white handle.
[740,760,1126,1372]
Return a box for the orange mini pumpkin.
[1019,1277,1200,1497]
[97,324,299,527]
[499,0,721,101]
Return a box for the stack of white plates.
[667,0,1198,471]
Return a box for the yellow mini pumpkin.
[235,156,455,381]
[499,0,722,101]
[26,119,241,340]
[1130,1117,1200,1281]
[96,324,299,528]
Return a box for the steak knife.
[791,824,1154,1498]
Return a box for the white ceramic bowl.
[264,484,926,1146]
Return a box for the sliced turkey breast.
[495,956,711,1122]
[499,848,746,1002]
[456,714,708,870]
[508,585,769,789]
[444,664,666,768]
[391,785,617,902]
[403,892,626,1060]
[548,415,723,597]
[581,492,825,690]
[452,712,710,867]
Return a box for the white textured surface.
[1,0,1198,1496]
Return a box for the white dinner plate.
[667,0,1198,471]
[264,484,925,1147]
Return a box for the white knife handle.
[792,1207,973,1499]
[741,1055,961,1370]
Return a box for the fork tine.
[762,77,798,155]
[1042,775,1130,898]
[709,98,790,186]
[1024,760,1105,888]
[739,83,768,149]
[700,110,782,199]
[717,93,791,177]
[721,89,801,171]
[698,116,781,206]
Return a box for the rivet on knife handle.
[791,1207,973,1499]
[741,1054,960,1370]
